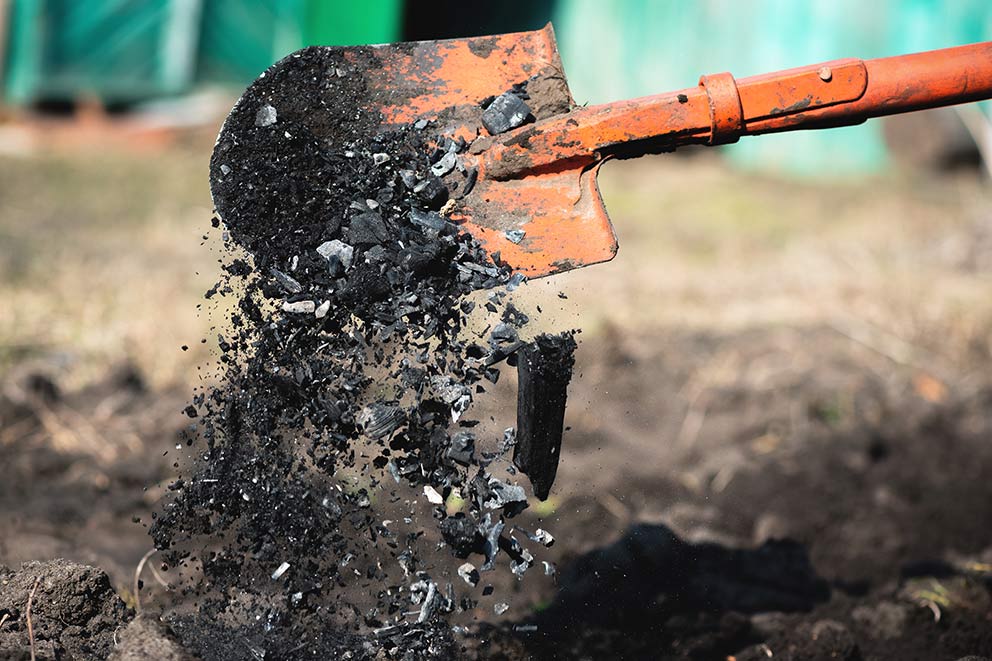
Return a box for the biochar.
[514,332,577,500]
[150,43,574,659]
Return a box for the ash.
[149,46,570,659]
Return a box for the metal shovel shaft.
[482,40,992,179]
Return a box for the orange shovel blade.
[363,25,618,276]
[211,25,617,279]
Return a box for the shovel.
[210,24,992,278]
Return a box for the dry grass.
[1,136,991,393]
[0,142,218,389]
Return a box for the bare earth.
[2,137,992,659]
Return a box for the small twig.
[827,318,923,369]
[134,549,158,615]
[954,105,992,180]
[0,612,9,628]
[27,576,40,661]
[598,491,631,522]
[675,389,710,449]
[676,349,738,450]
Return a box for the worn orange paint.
[341,26,992,277]
[361,27,564,126]
[483,41,992,181]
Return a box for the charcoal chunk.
[446,431,475,465]
[358,403,405,439]
[316,239,354,270]
[347,212,389,245]
[505,229,526,244]
[409,208,451,233]
[272,268,303,294]
[440,514,485,558]
[430,151,458,177]
[482,93,532,135]
[413,176,448,208]
[513,333,577,500]
[482,477,529,517]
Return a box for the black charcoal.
[166,43,579,659]
[482,477,529,517]
[316,239,354,270]
[482,92,532,135]
[505,229,526,244]
[408,208,450,233]
[348,212,389,245]
[513,333,577,500]
[489,323,519,345]
[457,562,480,587]
[456,167,478,199]
[255,104,278,127]
[271,268,302,294]
[412,176,447,208]
[440,514,485,558]
[430,151,458,177]
[358,403,405,439]
[446,431,475,465]
[399,169,418,189]
[517,527,555,547]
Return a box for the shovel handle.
[483,41,992,179]
[709,40,992,141]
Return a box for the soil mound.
[0,560,129,660]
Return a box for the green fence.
[553,0,992,174]
[2,0,401,105]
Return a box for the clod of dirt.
[0,559,130,661]
[850,601,909,640]
[108,617,195,661]
[786,620,860,661]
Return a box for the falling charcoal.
[154,39,583,658]
[513,332,577,500]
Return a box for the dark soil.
[0,560,129,660]
[3,324,992,659]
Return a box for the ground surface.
[3,134,992,659]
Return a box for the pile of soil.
[0,560,129,660]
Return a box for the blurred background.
[3,1,992,658]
